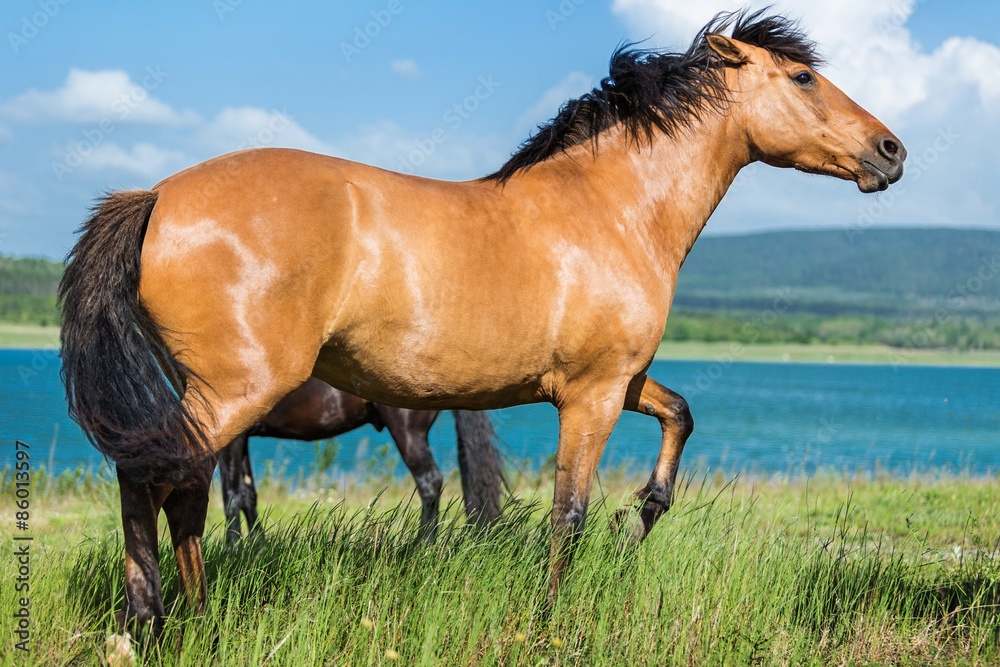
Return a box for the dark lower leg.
[117,470,171,636]
[547,493,588,602]
[218,435,246,546]
[385,413,443,540]
[239,438,259,536]
[162,460,213,612]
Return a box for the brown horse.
[59,10,904,634]
[219,377,504,545]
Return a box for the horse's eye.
[794,71,814,86]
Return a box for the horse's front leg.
[547,384,626,603]
[162,457,214,613]
[616,374,694,542]
[117,470,171,637]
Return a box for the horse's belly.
[312,335,545,410]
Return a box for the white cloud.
[610,0,1000,231]
[390,59,421,79]
[78,142,187,177]
[0,126,11,142]
[515,71,595,132]
[199,107,335,155]
[937,37,1000,110]
[0,68,200,126]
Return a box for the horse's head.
[707,33,905,193]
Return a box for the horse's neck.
[519,116,749,283]
[625,118,749,270]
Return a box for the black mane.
[485,9,822,183]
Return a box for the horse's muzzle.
[860,136,906,192]
[879,136,906,179]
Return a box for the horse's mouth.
[860,159,903,193]
[859,162,889,193]
[806,158,902,193]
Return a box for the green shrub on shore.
[664,309,1000,351]
[0,255,61,326]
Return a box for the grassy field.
[0,466,997,666]
[0,324,59,349]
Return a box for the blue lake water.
[1,348,998,479]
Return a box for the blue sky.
[2,0,998,258]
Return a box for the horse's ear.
[705,33,749,65]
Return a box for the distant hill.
[676,228,1000,317]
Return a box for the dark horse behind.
[219,377,505,545]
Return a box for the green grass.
[0,324,59,349]
[0,467,997,665]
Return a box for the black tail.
[453,410,506,527]
[59,190,209,485]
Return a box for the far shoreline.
[653,341,1000,368]
[2,324,999,368]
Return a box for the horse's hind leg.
[160,372,305,613]
[133,265,323,626]
[219,435,246,546]
[162,456,215,612]
[117,471,171,636]
[239,437,260,537]
[115,378,300,634]
[381,407,443,540]
[616,374,694,542]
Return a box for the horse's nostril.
[880,138,900,158]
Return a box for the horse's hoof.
[246,527,266,548]
[610,507,645,545]
[115,608,163,643]
[106,633,136,667]
[542,591,558,619]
